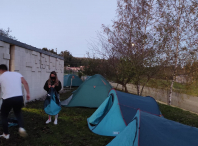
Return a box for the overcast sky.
[0,0,117,57]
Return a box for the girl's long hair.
[48,71,59,86]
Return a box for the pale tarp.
[61,95,73,106]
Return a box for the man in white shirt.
[0,64,30,139]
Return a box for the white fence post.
[70,78,73,90]
[22,85,26,106]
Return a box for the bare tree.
[89,32,133,92]
[0,27,16,40]
[89,0,168,95]
[114,0,165,95]
[156,0,198,105]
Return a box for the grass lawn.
[1,88,198,146]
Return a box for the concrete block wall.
[0,41,10,68]
[0,41,64,103]
[0,41,11,107]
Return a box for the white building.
[0,35,64,106]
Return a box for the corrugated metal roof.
[0,35,64,60]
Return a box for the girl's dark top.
[44,80,62,93]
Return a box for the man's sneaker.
[19,127,28,137]
[0,133,10,139]
[46,118,51,124]
[54,119,58,125]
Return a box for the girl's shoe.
[46,119,51,124]
[54,119,58,125]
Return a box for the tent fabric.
[44,88,61,116]
[87,89,162,136]
[64,74,83,87]
[107,111,140,146]
[7,118,18,127]
[117,91,161,125]
[61,74,112,108]
[107,110,198,146]
[88,95,113,125]
[0,118,18,127]
[87,90,126,136]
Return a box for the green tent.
[63,74,83,87]
[61,74,112,108]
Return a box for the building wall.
[0,41,64,103]
[0,41,10,68]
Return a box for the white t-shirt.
[0,71,23,99]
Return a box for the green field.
[0,88,198,146]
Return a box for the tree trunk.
[168,9,181,105]
[136,84,140,96]
[168,50,179,105]
[122,85,124,91]
[140,85,145,96]
[116,83,118,89]
[124,84,128,93]
[140,77,150,96]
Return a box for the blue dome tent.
[107,109,198,146]
[87,89,162,136]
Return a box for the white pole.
[0,85,2,110]
[70,78,72,90]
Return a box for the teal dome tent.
[61,74,112,108]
